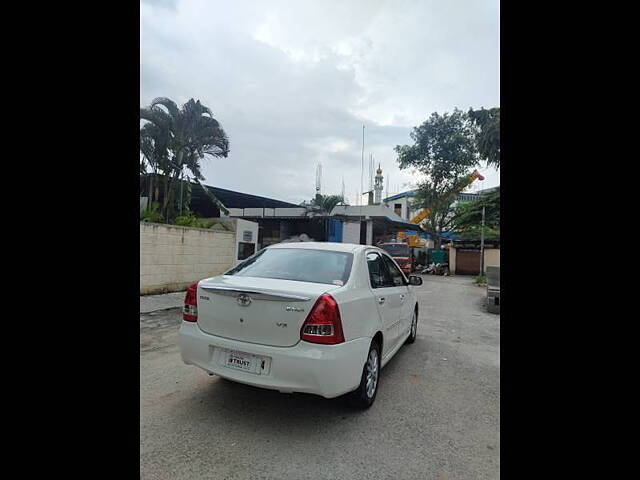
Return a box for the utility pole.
[360,125,365,209]
[479,205,486,276]
[385,174,389,202]
[360,125,365,217]
[360,124,366,244]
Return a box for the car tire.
[405,309,418,344]
[347,341,381,409]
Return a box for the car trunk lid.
[197,276,341,347]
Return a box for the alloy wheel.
[365,348,379,398]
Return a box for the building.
[383,190,417,221]
[447,239,500,276]
[140,173,414,249]
[140,173,299,217]
[328,204,419,246]
[383,184,499,222]
[140,173,308,249]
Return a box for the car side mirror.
[408,275,423,286]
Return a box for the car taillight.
[183,282,198,322]
[300,294,345,345]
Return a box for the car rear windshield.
[225,248,353,286]
[380,243,410,257]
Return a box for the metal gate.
[328,219,343,242]
[455,249,481,275]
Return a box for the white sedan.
[179,242,423,408]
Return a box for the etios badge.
[236,294,252,307]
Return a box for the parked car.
[179,242,423,408]
[378,242,414,274]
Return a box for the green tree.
[395,109,479,249]
[452,186,500,240]
[468,107,500,169]
[140,97,230,221]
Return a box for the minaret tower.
[374,164,384,204]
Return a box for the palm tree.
[301,194,348,215]
[140,121,170,206]
[140,97,230,220]
[299,194,349,241]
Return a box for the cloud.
[141,0,499,205]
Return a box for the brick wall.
[140,222,236,295]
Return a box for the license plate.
[220,349,269,375]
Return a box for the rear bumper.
[179,322,371,398]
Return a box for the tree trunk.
[428,217,442,250]
[433,233,442,250]
[166,168,184,222]
[166,150,185,222]
[162,174,170,220]
[166,176,177,221]
[154,181,160,206]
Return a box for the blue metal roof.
[383,189,418,202]
[412,232,459,240]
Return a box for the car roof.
[268,242,370,253]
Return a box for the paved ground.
[140,291,185,314]
[140,275,500,480]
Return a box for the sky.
[140,0,500,205]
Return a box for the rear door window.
[381,254,406,286]
[366,252,393,288]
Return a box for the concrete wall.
[448,247,456,273]
[225,207,306,218]
[225,208,244,217]
[484,249,500,272]
[384,196,415,221]
[232,218,259,265]
[274,207,306,217]
[366,220,373,245]
[342,221,361,244]
[210,217,259,264]
[140,222,236,295]
[241,208,266,217]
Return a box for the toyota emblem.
[236,294,252,307]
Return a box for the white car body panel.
[197,276,340,347]
[179,242,419,399]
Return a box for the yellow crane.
[404,169,485,246]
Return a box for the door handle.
[378,297,386,305]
